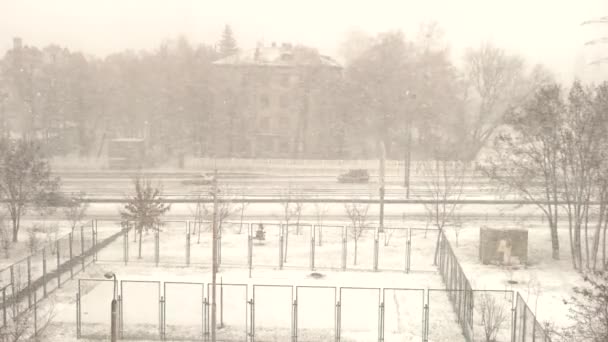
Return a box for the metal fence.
[0,220,124,341]
[94,220,440,273]
[77,279,429,342]
[77,277,550,342]
[437,230,550,342]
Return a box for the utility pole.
[210,168,219,342]
[378,141,386,232]
[403,91,416,198]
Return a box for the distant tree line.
[0,23,553,161]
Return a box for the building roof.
[213,44,341,68]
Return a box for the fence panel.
[409,228,438,271]
[345,228,375,270]
[472,290,513,342]
[378,228,408,271]
[121,280,160,340]
[164,282,204,340]
[189,221,213,266]
[253,285,292,341]
[57,235,72,286]
[427,290,468,342]
[207,283,248,341]
[383,288,424,341]
[78,279,114,339]
[282,223,312,269]
[339,287,379,341]
[251,223,282,268]
[219,222,250,267]
[296,286,335,342]
[94,220,125,263]
[158,225,188,265]
[313,225,343,270]
[127,228,156,265]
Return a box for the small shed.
[107,138,145,169]
[479,227,528,266]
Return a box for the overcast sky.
[1,0,607,82]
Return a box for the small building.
[107,138,145,169]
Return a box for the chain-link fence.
[94,220,438,274]
[76,280,430,342]
[436,229,550,342]
[0,219,124,340]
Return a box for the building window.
[279,116,289,131]
[259,117,270,131]
[279,94,288,108]
[260,94,269,108]
[280,74,289,87]
[279,139,290,153]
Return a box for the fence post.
[341,226,347,271]
[373,237,379,272]
[56,240,61,288]
[406,229,412,273]
[33,289,38,336]
[92,220,98,262]
[160,295,165,340]
[186,232,191,266]
[76,292,81,338]
[80,226,85,271]
[27,256,32,308]
[378,302,384,342]
[42,248,47,298]
[248,236,253,279]
[9,265,14,304]
[248,298,255,342]
[336,300,341,342]
[292,299,298,342]
[69,232,74,279]
[118,294,123,339]
[3,287,7,329]
[310,235,315,271]
[423,303,429,342]
[279,235,284,270]
[123,227,128,265]
[155,231,159,267]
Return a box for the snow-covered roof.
[213,44,341,68]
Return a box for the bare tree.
[313,202,330,246]
[560,271,608,342]
[3,277,55,342]
[0,217,11,258]
[120,176,171,259]
[481,84,564,261]
[420,158,465,265]
[0,139,60,242]
[235,190,249,234]
[344,200,370,265]
[478,293,509,342]
[62,191,89,232]
[463,42,526,155]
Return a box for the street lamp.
[103,272,118,342]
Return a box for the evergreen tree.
[218,25,238,57]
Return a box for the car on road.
[181,173,215,186]
[337,169,370,183]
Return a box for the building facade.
[211,43,343,158]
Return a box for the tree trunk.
[11,216,18,243]
[318,226,323,247]
[354,236,358,265]
[138,229,143,259]
[433,227,443,266]
[549,217,560,260]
